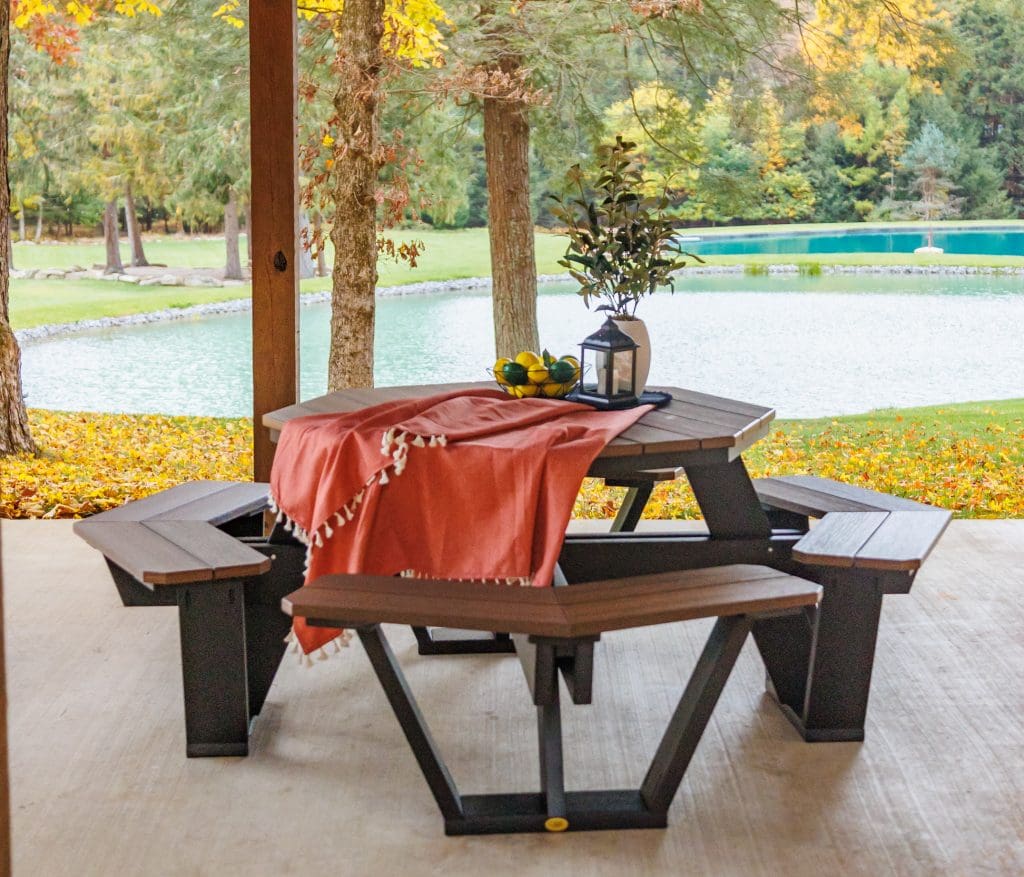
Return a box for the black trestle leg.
[356,625,464,822]
[335,615,765,835]
[611,483,653,533]
[536,644,567,822]
[640,615,753,815]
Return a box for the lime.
[502,362,528,385]
[493,357,512,385]
[527,363,550,385]
[548,360,575,383]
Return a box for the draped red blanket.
[269,388,650,653]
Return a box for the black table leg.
[335,613,766,835]
[611,483,654,533]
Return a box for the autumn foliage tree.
[1,0,160,455]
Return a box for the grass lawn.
[11,229,571,330]
[5,399,1022,519]
[11,279,249,329]
[12,223,1024,330]
[14,228,573,282]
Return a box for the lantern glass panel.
[611,349,636,398]
[581,347,605,395]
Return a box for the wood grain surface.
[285,564,820,639]
[262,382,776,462]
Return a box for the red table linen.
[270,388,650,654]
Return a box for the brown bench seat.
[753,474,938,518]
[74,481,306,757]
[284,565,821,835]
[792,509,951,572]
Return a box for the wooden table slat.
[613,422,703,454]
[667,387,775,419]
[264,383,773,466]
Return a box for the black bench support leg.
[178,579,250,758]
[242,542,307,719]
[751,607,817,720]
[756,568,882,742]
[640,614,752,814]
[799,570,883,742]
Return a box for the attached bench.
[754,474,937,522]
[74,481,307,757]
[284,564,821,835]
[749,475,950,742]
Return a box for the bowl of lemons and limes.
[490,350,581,399]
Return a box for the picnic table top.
[262,383,776,467]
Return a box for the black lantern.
[573,317,640,409]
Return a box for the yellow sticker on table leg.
[544,817,569,832]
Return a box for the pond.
[22,273,1024,419]
[684,227,1024,257]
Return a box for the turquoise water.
[21,273,1024,419]
[684,228,1024,257]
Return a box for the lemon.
[527,363,550,385]
[514,383,540,397]
[493,357,512,385]
[541,382,565,398]
[559,355,580,369]
[515,350,542,369]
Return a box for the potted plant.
[549,135,700,390]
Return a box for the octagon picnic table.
[264,380,912,745]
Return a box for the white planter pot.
[612,317,651,392]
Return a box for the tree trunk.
[314,211,327,277]
[123,181,149,267]
[103,198,124,274]
[33,199,42,243]
[327,0,384,391]
[224,188,243,280]
[16,209,23,243]
[244,199,252,266]
[483,54,539,358]
[0,1,36,456]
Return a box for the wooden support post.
[249,0,299,482]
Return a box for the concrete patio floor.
[2,518,1023,876]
